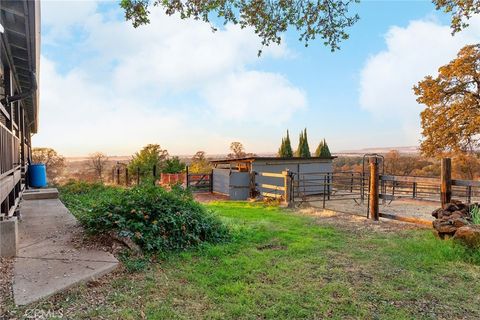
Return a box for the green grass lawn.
[8,201,480,319]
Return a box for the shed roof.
[210,156,336,164]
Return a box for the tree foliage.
[227,142,255,159]
[278,130,293,157]
[128,144,169,178]
[433,0,480,34]
[315,138,331,158]
[32,147,66,183]
[189,151,212,173]
[296,128,311,158]
[163,156,186,173]
[414,44,480,156]
[120,0,360,53]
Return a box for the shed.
[210,156,335,200]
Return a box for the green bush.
[471,204,480,225]
[59,181,229,252]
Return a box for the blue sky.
[32,0,480,156]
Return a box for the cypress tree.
[295,130,304,157]
[296,128,311,158]
[315,139,324,157]
[278,137,285,157]
[316,138,332,158]
[284,130,293,157]
[278,130,294,157]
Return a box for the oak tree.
[433,0,480,34]
[189,151,212,173]
[88,152,109,180]
[128,144,169,178]
[120,0,360,53]
[414,44,480,156]
[32,147,66,182]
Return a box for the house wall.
[0,1,38,217]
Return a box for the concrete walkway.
[13,194,118,305]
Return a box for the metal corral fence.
[379,175,480,204]
[293,171,366,207]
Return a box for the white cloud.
[359,17,480,143]
[34,4,304,155]
[41,0,98,42]
[204,71,306,122]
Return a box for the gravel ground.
[306,197,438,221]
[0,257,14,315]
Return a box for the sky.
[32,0,480,156]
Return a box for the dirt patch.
[194,192,230,203]
[307,198,438,222]
[0,257,14,315]
[257,243,288,251]
[298,207,429,233]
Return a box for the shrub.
[471,205,480,225]
[59,181,229,252]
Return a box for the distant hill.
[334,146,419,157]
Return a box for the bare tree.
[88,152,109,180]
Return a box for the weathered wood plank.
[261,192,283,199]
[452,179,480,187]
[379,213,432,226]
[257,183,286,191]
[257,172,284,178]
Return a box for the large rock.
[432,201,476,240]
[453,225,480,248]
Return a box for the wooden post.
[116,167,120,185]
[249,171,256,198]
[441,158,452,208]
[350,172,354,193]
[125,168,129,186]
[186,166,190,189]
[282,170,293,207]
[153,164,157,186]
[412,182,417,199]
[209,169,214,193]
[369,157,379,221]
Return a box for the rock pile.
[432,200,472,238]
[432,200,480,247]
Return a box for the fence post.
[369,157,379,221]
[153,164,157,186]
[350,172,354,193]
[116,167,120,185]
[441,158,452,208]
[210,169,214,193]
[412,182,417,199]
[282,170,293,207]
[186,166,190,189]
[249,171,256,198]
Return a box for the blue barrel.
[29,163,47,188]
